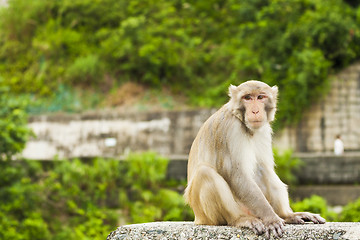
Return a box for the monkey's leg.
[187,165,265,234]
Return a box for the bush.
[66,55,104,85]
[273,148,302,185]
[124,152,193,223]
[125,152,169,190]
[339,198,360,222]
[291,195,338,221]
[0,82,32,160]
[0,160,45,240]
[4,151,360,240]
[0,152,193,240]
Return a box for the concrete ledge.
[107,222,360,240]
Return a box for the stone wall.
[166,155,360,205]
[275,62,360,152]
[22,62,360,159]
[295,153,360,184]
[22,110,215,160]
[166,153,360,184]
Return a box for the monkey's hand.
[232,216,265,236]
[262,216,285,239]
[284,212,326,224]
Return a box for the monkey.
[184,80,325,238]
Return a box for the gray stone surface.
[107,222,360,240]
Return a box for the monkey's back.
[187,104,241,181]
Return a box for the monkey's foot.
[284,212,326,224]
[231,216,265,235]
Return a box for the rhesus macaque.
[184,80,325,238]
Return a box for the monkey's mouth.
[249,120,264,128]
[249,120,263,124]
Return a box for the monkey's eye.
[243,95,252,101]
[257,95,267,100]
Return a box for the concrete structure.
[294,152,360,184]
[166,153,360,184]
[107,222,360,240]
[166,155,360,205]
[21,62,360,159]
[276,62,360,152]
[21,109,215,160]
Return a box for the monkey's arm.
[262,165,326,224]
[227,172,285,237]
[261,166,293,218]
[227,172,283,223]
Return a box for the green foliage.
[125,152,169,189]
[0,153,193,240]
[291,195,338,221]
[0,81,32,160]
[0,160,47,240]
[1,0,360,126]
[3,151,360,240]
[25,84,101,114]
[66,55,104,85]
[339,198,360,222]
[124,152,193,223]
[273,148,302,185]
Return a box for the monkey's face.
[241,92,269,129]
[229,80,278,131]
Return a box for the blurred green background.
[2,0,360,239]
[2,0,360,127]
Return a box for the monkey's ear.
[271,85,278,99]
[228,84,237,98]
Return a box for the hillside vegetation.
[1,0,360,128]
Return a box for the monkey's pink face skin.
[242,93,268,129]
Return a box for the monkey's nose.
[252,110,259,115]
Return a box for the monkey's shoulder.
[203,106,239,130]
